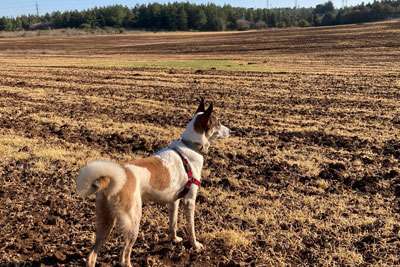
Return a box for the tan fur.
[88,193,115,267]
[97,176,111,191]
[118,167,137,212]
[96,193,114,235]
[128,157,171,191]
[82,100,228,266]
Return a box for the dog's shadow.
[0,238,198,266]
[134,238,199,265]
[0,252,82,267]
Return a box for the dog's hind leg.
[120,197,142,267]
[168,199,182,242]
[87,193,115,267]
[120,233,138,267]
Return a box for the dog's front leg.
[184,198,203,250]
[168,199,183,243]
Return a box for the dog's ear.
[199,103,213,129]
[194,102,214,132]
[195,98,205,114]
[204,102,213,117]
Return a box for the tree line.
[0,1,400,32]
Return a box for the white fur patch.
[76,160,126,197]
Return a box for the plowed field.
[1,20,400,266]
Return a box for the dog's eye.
[92,182,100,189]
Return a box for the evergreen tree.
[176,6,188,30]
[187,6,207,30]
[1,1,400,32]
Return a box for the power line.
[35,1,39,16]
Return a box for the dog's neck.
[181,114,210,150]
[170,140,204,179]
[173,112,213,177]
[181,138,205,155]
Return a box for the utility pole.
[295,0,298,8]
[267,0,270,9]
[35,1,39,16]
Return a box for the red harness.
[172,147,201,199]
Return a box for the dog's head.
[181,98,230,153]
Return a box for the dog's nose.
[223,126,231,137]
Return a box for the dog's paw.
[193,241,204,251]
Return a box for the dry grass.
[0,20,400,266]
[0,27,127,38]
[201,230,252,249]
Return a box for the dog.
[76,98,230,267]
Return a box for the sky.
[0,0,373,17]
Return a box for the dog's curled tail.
[76,160,127,198]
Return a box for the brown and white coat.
[76,99,230,267]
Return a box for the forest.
[0,1,400,31]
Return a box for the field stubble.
[0,20,400,266]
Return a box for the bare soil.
[0,20,400,266]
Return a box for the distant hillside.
[1,1,400,32]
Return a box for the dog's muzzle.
[217,124,231,138]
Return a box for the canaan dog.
[76,99,230,267]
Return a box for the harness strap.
[171,147,201,199]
